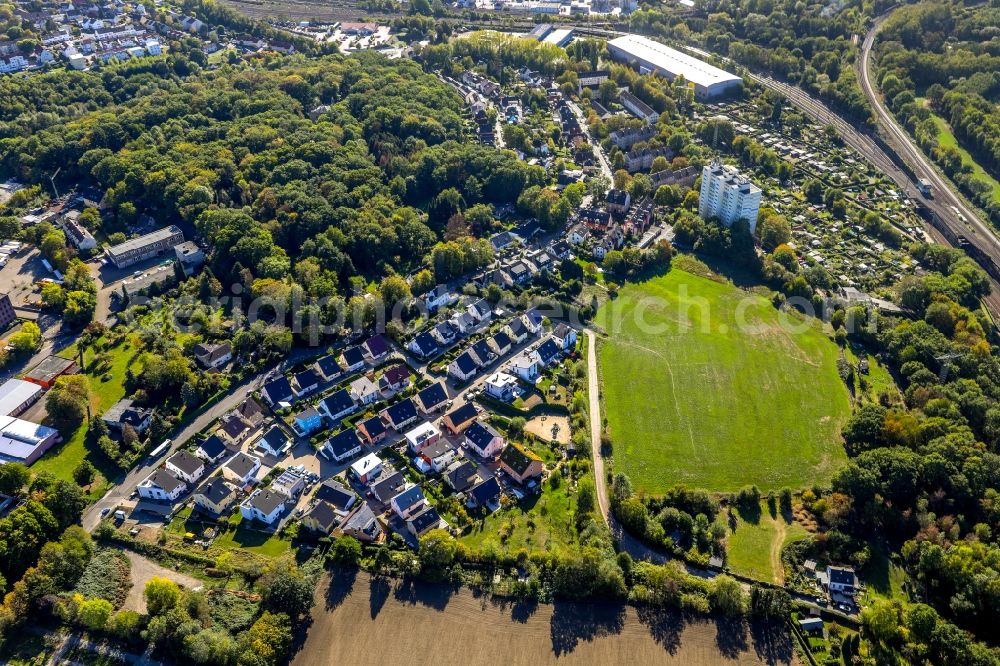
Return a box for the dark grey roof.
[294,368,319,389]
[342,346,365,366]
[358,415,386,440]
[419,439,453,460]
[445,402,478,427]
[407,506,440,534]
[452,351,478,375]
[607,188,630,205]
[314,479,355,511]
[470,477,501,506]
[262,376,293,403]
[167,450,203,477]
[148,469,184,493]
[411,332,438,356]
[372,471,405,501]
[197,477,234,505]
[829,567,855,586]
[470,340,495,365]
[491,330,512,350]
[327,429,362,458]
[225,452,259,479]
[416,382,448,411]
[382,398,417,427]
[392,485,425,511]
[343,503,379,534]
[321,388,355,416]
[315,354,344,378]
[248,489,284,516]
[198,434,227,460]
[465,421,500,450]
[259,425,291,451]
[536,337,562,365]
[445,460,480,492]
[364,334,390,357]
[304,500,339,532]
[507,317,527,337]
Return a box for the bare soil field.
[292,570,796,665]
[525,414,571,445]
[121,550,203,613]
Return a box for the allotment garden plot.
[595,268,851,493]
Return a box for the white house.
[447,351,479,382]
[350,452,383,485]
[222,452,261,487]
[551,323,578,351]
[138,469,187,502]
[423,285,459,311]
[165,450,205,484]
[390,485,427,520]
[484,372,518,402]
[270,469,306,499]
[510,352,541,382]
[405,421,441,454]
[240,488,285,525]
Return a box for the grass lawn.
[164,506,293,559]
[724,501,809,584]
[459,474,579,556]
[928,110,1000,203]
[861,543,910,605]
[595,268,851,493]
[32,338,139,497]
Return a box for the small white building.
[137,469,187,502]
[405,421,441,454]
[165,450,205,484]
[240,488,285,525]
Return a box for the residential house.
[217,413,253,446]
[467,476,501,510]
[510,352,541,383]
[235,396,266,426]
[407,332,439,360]
[607,188,631,215]
[362,334,391,362]
[165,450,205,484]
[314,354,344,382]
[469,339,497,367]
[102,398,152,434]
[500,444,545,485]
[193,342,232,370]
[222,452,261,487]
[195,434,229,464]
[341,503,383,542]
[379,364,410,393]
[323,429,363,463]
[578,207,612,233]
[423,285,459,312]
[301,501,340,535]
[548,239,572,259]
[488,331,512,357]
[416,439,457,474]
[314,479,357,513]
[535,337,563,367]
[271,469,306,499]
[405,421,441,454]
[319,389,357,423]
[356,416,387,446]
[380,398,419,431]
[444,459,482,493]
[292,406,323,437]
[620,90,659,123]
[568,223,590,246]
[448,351,479,382]
[484,372,518,402]
[431,321,457,347]
[349,376,380,406]
[261,376,294,407]
[390,485,427,519]
[341,346,366,373]
[138,469,187,502]
[523,308,545,334]
[255,425,292,457]
[292,368,320,397]
[826,566,857,595]
[349,452,383,485]
[464,421,505,459]
[240,488,285,525]
[193,477,237,515]
[440,403,476,435]
[449,311,476,335]
[415,382,449,415]
[406,506,441,538]
[467,298,492,323]
[371,470,405,503]
[505,317,530,344]
[552,323,578,351]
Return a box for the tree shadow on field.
[736,501,762,525]
[549,600,626,657]
[750,619,795,665]
[369,575,391,619]
[715,615,750,658]
[393,576,456,611]
[635,605,686,655]
[324,567,357,610]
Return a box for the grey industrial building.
[607,34,743,100]
[105,225,184,268]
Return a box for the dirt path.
[585,330,609,522]
[121,550,203,613]
[294,570,795,666]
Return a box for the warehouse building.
[542,28,573,48]
[105,225,184,269]
[607,34,742,100]
[0,379,43,417]
[0,416,61,465]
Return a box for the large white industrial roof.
[0,379,41,417]
[608,34,741,90]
